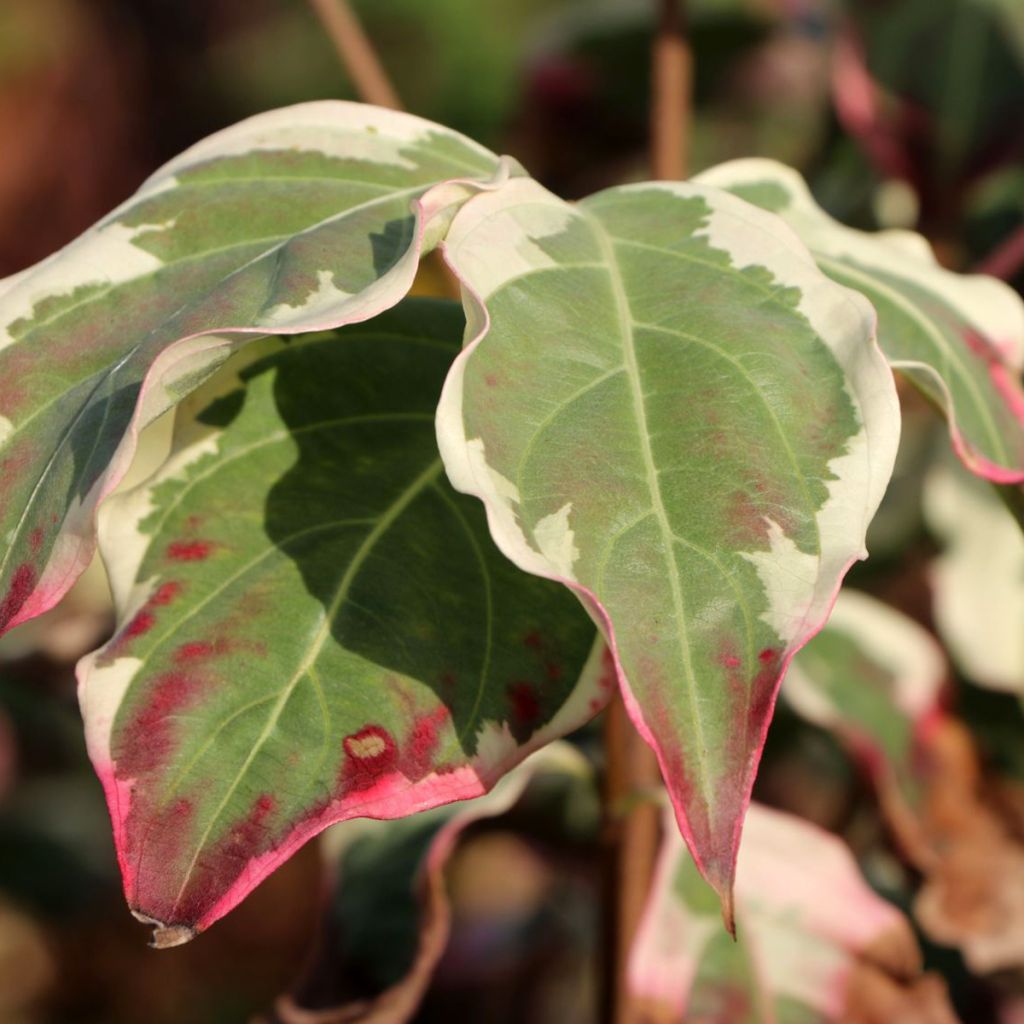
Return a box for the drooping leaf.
[629,803,957,1024]
[434,175,899,907]
[924,455,1024,693]
[785,584,1024,972]
[0,100,513,639]
[269,742,589,1024]
[785,588,947,843]
[696,158,1024,482]
[76,299,604,945]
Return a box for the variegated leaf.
[696,158,1024,483]
[77,299,604,945]
[434,176,899,908]
[0,100,513,639]
[925,455,1024,693]
[630,803,957,1024]
[785,588,947,829]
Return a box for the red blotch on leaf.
[28,527,44,553]
[508,682,541,726]
[400,708,447,780]
[123,611,156,639]
[151,582,182,606]
[166,541,214,562]
[341,726,398,794]
[0,564,37,633]
[119,670,203,775]
[523,631,544,650]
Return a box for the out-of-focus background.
[0,1,1020,1021]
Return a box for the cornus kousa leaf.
[434,175,899,910]
[785,588,947,836]
[696,158,1024,483]
[924,456,1024,693]
[630,804,958,1024]
[77,299,604,946]
[0,100,515,640]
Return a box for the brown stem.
[306,0,401,110]
[602,695,662,1024]
[650,0,692,182]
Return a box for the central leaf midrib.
[167,457,445,916]
[588,213,716,816]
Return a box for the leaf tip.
[132,910,196,950]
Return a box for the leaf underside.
[435,175,898,902]
[0,100,505,640]
[77,299,603,941]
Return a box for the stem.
[602,696,662,1024]
[306,0,402,110]
[602,4,692,1022]
[650,0,692,182]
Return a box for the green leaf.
[76,299,604,945]
[786,588,946,831]
[630,803,948,1023]
[434,176,899,909]
[696,158,1024,483]
[0,100,513,639]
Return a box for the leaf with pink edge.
[697,158,1024,484]
[630,803,958,1024]
[77,299,604,946]
[785,588,947,832]
[433,175,898,912]
[0,100,514,640]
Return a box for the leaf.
[0,100,514,639]
[629,803,958,1024]
[267,742,589,1024]
[785,588,947,843]
[784,585,1024,972]
[76,298,605,945]
[924,455,1024,693]
[695,158,1024,483]
[433,175,899,909]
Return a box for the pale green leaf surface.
[0,100,511,639]
[434,176,898,902]
[76,299,603,944]
[786,589,946,820]
[696,159,1024,483]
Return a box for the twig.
[650,0,692,181]
[602,696,663,1024]
[306,0,401,110]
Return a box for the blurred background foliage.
[0,1,1020,1021]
